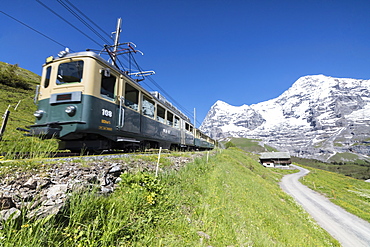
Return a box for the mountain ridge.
[200,74,370,162]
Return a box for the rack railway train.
[27,21,215,152]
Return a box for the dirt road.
[280,165,370,247]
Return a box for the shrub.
[0,64,32,90]
[225,141,236,149]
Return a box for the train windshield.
[57,61,84,85]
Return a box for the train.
[27,20,215,152]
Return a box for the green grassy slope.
[293,156,370,180]
[167,148,339,246]
[226,137,370,180]
[299,164,370,223]
[0,61,40,133]
[224,137,278,153]
[0,62,58,155]
[0,149,340,246]
[0,61,40,86]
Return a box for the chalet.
[259,152,291,168]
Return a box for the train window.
[44,66,51,88]
[167,111,173,126]
[101,74,116,99]
[174,116,180,129]
[142,96,155,118]
[185,122,190,131]
[157,105,165,123]
[124,83,139,111]
[57,61,83,85]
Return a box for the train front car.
[30,51,116,150]
[29,50,198,152]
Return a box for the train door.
[121,82,140,134]
[178,117,186,146]
[112,75,123,130]
[117,95,125,130]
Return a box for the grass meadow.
[0,149,340,246]
[299,164,370,223]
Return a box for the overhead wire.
[56,0,112,45]
[127,53,200,125]
[36,0,102,47]
[112,47,198,124]
[0,10,69,49]
[4,1,199,126]
[63,0,112,40]
[36,0,139,82]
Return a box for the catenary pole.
[112,18,122,64]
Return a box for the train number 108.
[102,109,113,118]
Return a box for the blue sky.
[1,0,370,126]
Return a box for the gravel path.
[280,165,370,247]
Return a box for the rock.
[114,177,122,184]
[47,184,68,199]
[100,185,114,194]
[0,208,21,221]
[23,177,37,190]
[43,198,63,207]
[19,190,34,202]
[108,164,122,174]
[27,203,63,220]
[0,197,16,210]
[86,174,98,184]
[197,231,211,239]
[60,171,70,178]
[0,153,203,220]
[37,178,51,190]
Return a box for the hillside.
[0,61,40,128]
[0,62,58,155]
[0,149,341,246]
[225,137,370,180]
[223,137,277,153]
[201,75,370,164]
[0,62,40,83]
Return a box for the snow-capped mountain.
[200,75,370,161]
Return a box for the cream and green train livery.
[30,51,215,151]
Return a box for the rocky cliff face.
[200,75,370,162]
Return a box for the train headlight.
[65,105,76,116]
[33,110,44,119]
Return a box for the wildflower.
[146,194,155,205]
[21,224,30,228]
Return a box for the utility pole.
[112,17,122,65]
[194,108,196,129]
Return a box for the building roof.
[259,152,291,159]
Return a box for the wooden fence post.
[0,106,11,141]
